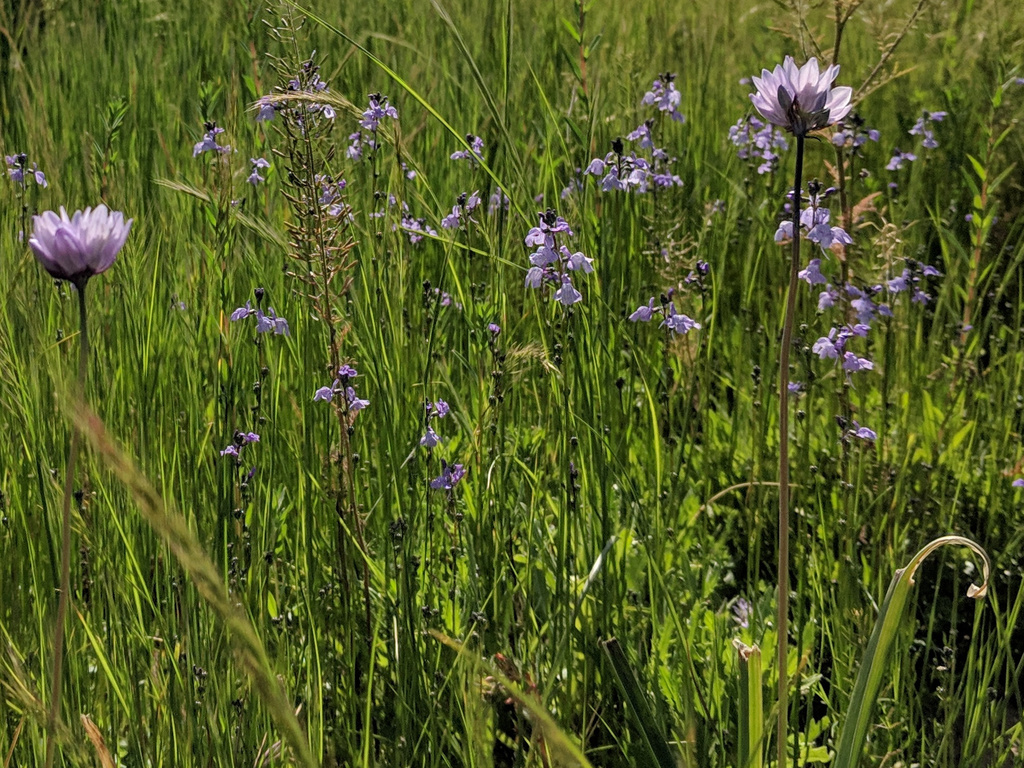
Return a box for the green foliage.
[0,0,1023,766]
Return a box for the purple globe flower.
[29,205,133,287]
[750,57,852,136]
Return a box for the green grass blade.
[735,641,764,768]
[834,536,991,768]
[70,403,318,768]
[602,638,677,768]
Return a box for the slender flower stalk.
[750,56,850,768]
[776,133,804,768]
[44,283,88,768]
[28,204,132,768]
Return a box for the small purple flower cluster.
[886,259,941,304]
[430,459,466,491]
[441,191,482,230]
[451,134,484,165]
[584,133,683,193]
[846,422,877,441]
[420,399,450,448]
[313,364,369,412]
[728,115,789,174]
[831,114,880,154]
[775,184,853,257]
[315,174,348,218]
[629,272,706,336]
[369,193,399,220]
[910,110,946,149]
[255,55,336,124]
[5,153,47,188]
[811,324,874,373]
[430,287,461,309]
[347,93,398,160]
[523,210,593,306]
[732,597,752,628]
[415,399,466,492]
[220,430,260,458]
[230,291,290,336]
[247,157,270,186]
[805,256,942,443]
[885,148,917,171]
[400,212,438,244]
[578,74,687,194]
[641,73,685,123]
[887,110,945,172]
[193,123,231,157]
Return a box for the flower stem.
[45,282,89,768]
[777,133,804,768]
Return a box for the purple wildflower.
[812,329,841,360]
[430,460,466,491]
[254,96,276,122]
[818,286,838,311]
[193,124,230,157]
[523,210,591,304]
[247,157,270,185]
[662,305,701,335]
[420,426,441,448]
[346,387,370,412]
[732,598,753,628]
[28,205,132,288]
[231,301,256,321]
[641,73,685,123]
[909,110,945,150]
[749,57,852,136]
[729,115,788,174]
[451,134,484,163]
[254,308,289,335]
[842,352,873,373]
[553,275,582,306]
[798,258,827,285]
[401,214,437,244]
[886,148,917,171]
[848,423,877,441]
[629,298,660,323]
[427,400,450,419]
[627,120,655,149]
[6,153,47,188]
[360,92,399,132]
[831,114,880,151]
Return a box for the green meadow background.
[1,0,1023,765]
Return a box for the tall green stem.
[45,282,89,768]
[777,133,804,768]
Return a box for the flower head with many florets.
[29,205,133,288]
[750,56,852,137]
